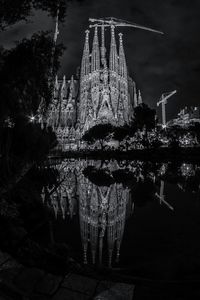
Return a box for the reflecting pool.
[38,159,200,280]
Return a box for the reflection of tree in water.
[41,161,78,219]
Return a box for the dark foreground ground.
[1,250,200,300]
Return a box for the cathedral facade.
[39,25,143,150]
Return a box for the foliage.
[188,123,200,142]
[0,0,73,30]
[0,198,19,219]
[81,104,157,149]
[134,103,156,131]
[0,31,63,195]
[82,123,114,147]
[151,138,163,149]
[0,32,64,122]
[0,31,63,160]
[168,137,180,149]
[11,123,57,161]
[113,124,131,141]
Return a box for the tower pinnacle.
[81,30,90,78]
[91,26,100,72]
[138,90,143,105]
[118,32,127,78]
[100,25,107,68]
[109,25,118,72]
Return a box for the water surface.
[38,159,200,280]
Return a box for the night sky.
[1,0,200,120]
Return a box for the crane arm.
[157,90,177,106]
[162,90,177,99]
[115,23,163,34]
[89,17,164,34]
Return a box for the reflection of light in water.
[180,163,195,178]
[177,163,200,193]
[159,163,168,176]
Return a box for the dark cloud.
[0,0,200,120]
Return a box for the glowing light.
[29,115,36,122]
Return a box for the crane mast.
[157,90,177,128]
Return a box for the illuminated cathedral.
[38,23,143,150]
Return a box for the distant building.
[168,106,200,127]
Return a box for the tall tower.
[79,30,91,130]
[79,22,133,133]
[109,26,119,119]
[91,26,100,120]
[118,33,129,124]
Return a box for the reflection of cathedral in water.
[41,159,200,266]
[41,159,133,266]
[78,173,132,266]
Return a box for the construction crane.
[157,90,177,128]
[89,17,164,34]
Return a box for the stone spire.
[133,81,138,107]
[100,25,107,68]
[81,30,90,78]
[80,30,90,127]
[118,32,129,124]
[138,89,143,105]
[118,33,127,79]
[91,27,100,120]
[55,74,59,90]
[68,75,75,100]
[61,75,67,106]
[109,25,118,73]
[91,26,100,72]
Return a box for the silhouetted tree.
[188,123,200,144]
[0,0,79,30]
[82,124,114,149]
[0,31,64,196]
[0,32,64,123]
[134,103,156,132]
[113,125,129,141]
